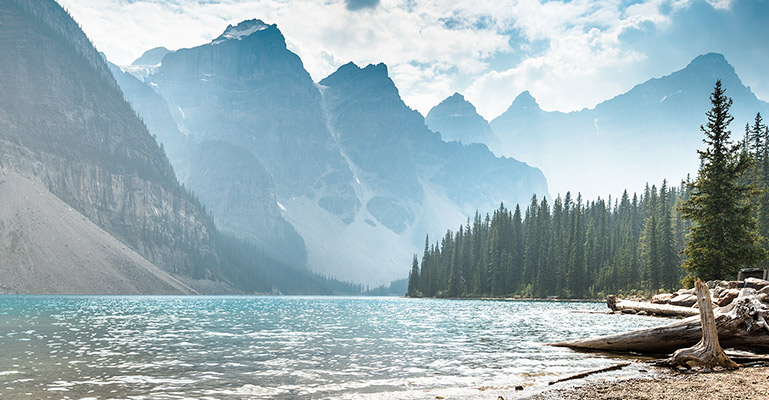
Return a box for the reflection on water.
[0,296,666,399]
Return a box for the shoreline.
[529,365,769,399]
[407,295,605,303]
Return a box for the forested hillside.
[408,112,769,299]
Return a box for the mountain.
[425,92,501,149]
[109,61,306,267]
[490,53,769,198]
[149,20,359,219]
[132,46,171,66]
[122,20,548,285]
[122,47,171,80]
[318,62,547,223]
[0,0,215,282]
[0,170,194,294]
[0,1,353,294]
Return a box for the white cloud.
[56,0,766,118]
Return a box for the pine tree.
[640,185,660,290]
[681,81,767,282]
[566,195,585,297]
[407,254,420,296]
[749,113,765,160]
[657,181,679,290]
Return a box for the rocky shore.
[532,365,769,400]
[529,277,769,399]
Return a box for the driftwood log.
[552,283,769,354]
[548,362,630,385]
[607,295,699,317]
[659,279,739,369]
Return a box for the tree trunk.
[607,295,699,317]
[664,279,739,369]
[552,284,769,354]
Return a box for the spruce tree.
[407,254,420,296]
[681,81,767,282]
[657,181,679,290]
[749,113,765,160]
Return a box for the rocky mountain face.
[122,20,548,285]
[1,1,356,295]
[425,92,501,149]
[319,62,547,226]
[0,170,195,295]
[150,20,358,217]
[109,62,307,266]
[132,47,171,67]
[183,140,307,266]
[489,53,769,198]
[0,0,216,280]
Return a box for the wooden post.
[666,279,739,370]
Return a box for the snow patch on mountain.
[213,19,271,44]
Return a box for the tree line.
[408,82,769,299]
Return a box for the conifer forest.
[408,108,769,299]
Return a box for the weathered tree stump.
[662,279,739,370]
[552,282,769,354]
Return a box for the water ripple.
[0,296,666,399]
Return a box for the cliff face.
[150,21,359,222]
[184,140,307,266]
[110,59,308,267]
[0,170,196,295]
[425,92,501,149]
[0,0,215,278]
[319,62,549,220]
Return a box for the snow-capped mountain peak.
[213,19,272,44]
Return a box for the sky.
[57,0,768,120]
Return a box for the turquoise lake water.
[0,296,667,399]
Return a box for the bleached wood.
[666,279,739,369]
[607,296,699,317]
[552,281,769,354]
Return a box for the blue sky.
[57,0,768,119]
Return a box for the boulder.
[651,293,674,304]
[717,289,740,307]
[744,277,769,290]
[669,293,697,307]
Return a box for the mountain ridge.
[488,51,769,198]
[120,21,548,285]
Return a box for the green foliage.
[407,80,769,299]
[681,81,767,281]
[406,255,420,297]
[406,179,689,299]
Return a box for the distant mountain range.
[8,3,756,292]
[469,53,767,198]
[120,19,549,285]
[0,1,360,294]
[425,92,501,149]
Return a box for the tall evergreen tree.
[657,181,679,290]
[681,81,767,282]
[407,254,420,296]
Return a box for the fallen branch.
[548,362,631,385]
[607,296,699,317]
[552,286,769,354]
